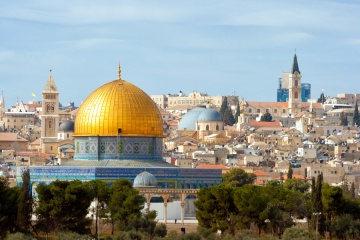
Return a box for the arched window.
[216,125,219,130]
[295,80,298,87]
[206,125,209,130]
[295,92,299,99]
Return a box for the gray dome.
[197,108,222,122]
[59,120,74,132]
[133,171,158,188]
[178,106,206,130]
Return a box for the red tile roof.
[250,121,282,128]
[247,102,323,109]
[253,170,270,177]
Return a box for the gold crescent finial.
[118,62,121,80]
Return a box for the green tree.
[317,92,326,104]
[234,102,240,124]
[322,184,343,239]
[195,184,239,235]
[222,168,256,187]
[260,112,272,122]
[108,179,144,232]
[125,210,166,238]
[331,214,360,240]
[312,174,325,237]
[220,97,236,126]
[354,101,360,126]
[35,180,93,234]
[283,178,310,194]
[287,163,293,180]
[219,97,228,120]
[85,180,109,236]
[234,185,269,235]
[261,186,299,237]
[17,169,33,233]
[0,176,20,238]
[223,108,235,126]
[6,186,21,234]
[340,112,349,126]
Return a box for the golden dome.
[74,78,163,137]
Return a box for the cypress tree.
[317,92,326,103]
[340,112,348,126]
[224,108,235,126]
[354,101,360,126]
[220,97,228,121]
[313,174,325,236]
[287,163,293,180]
[17,169,32,233]
[234,102,240,124]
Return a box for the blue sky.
[1,0,359,108]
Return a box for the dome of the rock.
[74,77,163,137]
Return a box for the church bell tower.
[40,70,59,155]
[288,52,302,115]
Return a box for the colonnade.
[138,188,199,225]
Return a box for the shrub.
[282,226,314,240]
[6,232,36,240]
[154,223,167,237]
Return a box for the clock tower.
[40,71,59,155]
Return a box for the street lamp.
[313,212,322,240]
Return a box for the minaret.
[288,52,302,115]
[40,70,60,155]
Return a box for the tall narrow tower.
[0,91,5,121]
[40,71,59,155]
[288,52,302,115]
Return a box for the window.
[67,134,69,138]
[216,125,219,130]
[295,92,299,99]
[50,146,53,150]
[257,109,260,113]
[283,109,286,113]
[206,125,209,130]
[249,109,252,113]
[274,109,277,113]
[295,80,298,87]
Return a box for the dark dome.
[178,106,206,131]
[197,108,222,122]
[59,120,75,132]
[133,171,158,188]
